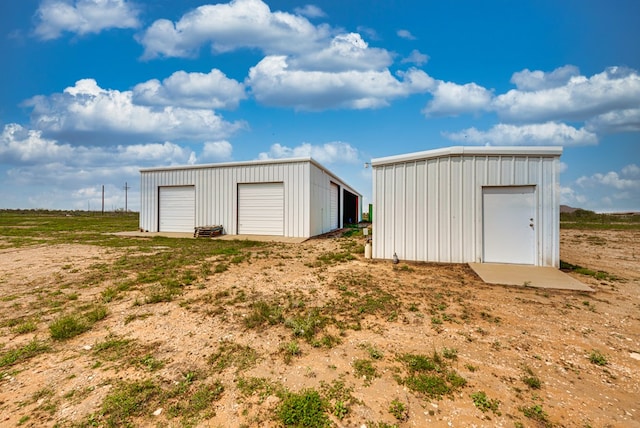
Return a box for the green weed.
[281,341,302,364]
[244,300,284,329]
[353,358,378,384]
[285,309,325,342]
[520,404,551,427]
[589,350,608,366]
[389,398,408,421]
[277,389,330,428]
[522,366,542,389]
[398,351,466,399]
[471,391,500,414]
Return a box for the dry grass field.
[0,212,639,427]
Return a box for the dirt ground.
[0,229,639,427]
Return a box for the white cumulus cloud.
[23,79,245,145]
[577,169,640,190]
[570,164,640,211]
[443,122,598,146]
[34,0,140,40]
[493,66,640,123]
[138,0,329,59]
[510,65,580,91]
[199,141,233,162]
[397,29,416,40]
[423,81,493,116]
[1,123,74,163]
[293,5,326,18]
[586,108,640,133]
[1,123,196,167]
[1,122,201,210]
[258,141,359,164]
[289,33,393,71]
[247,56,434,110]
[132,69,246,110]
[401,49,429,66]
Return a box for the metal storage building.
[139,157,362,238]
[371,146,563,267]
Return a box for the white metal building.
[139,158,361,238]
[371,146,563,267]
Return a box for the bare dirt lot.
[1,229,639,427]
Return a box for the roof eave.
[371,146,563,167]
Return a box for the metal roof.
[140,157,361,197]
[371,146,563,167]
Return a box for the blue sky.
[1,0,639,212]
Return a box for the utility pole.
[124,182,130,213]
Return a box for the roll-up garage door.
[238,183,284,235]
[159,186,195,232]
[330,182,339,230]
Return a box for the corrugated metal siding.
[140,161,311,237]
[372,154,560,267]
[140,160,361,238]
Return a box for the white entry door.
[238,183,284,235]
[482,186,536,265]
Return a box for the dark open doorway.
[342,189,358,226]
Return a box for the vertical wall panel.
[372,149,561,267]
[140,160,359,238]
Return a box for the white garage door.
[483,186,536,264]
[238,183,284,235]
[330,182,339,230]
[159,186,195,232]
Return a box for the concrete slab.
[110,231,307,243]
[468,263,593,292]
[111,231,194,239]
[215,234,307,243]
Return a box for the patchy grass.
[277,389,330,428]
[520,404,551,427]
[9,318,38,335]
[0,339,50,368]
[244,300,284,329]
[397,351,467,399]
[353,358,378,385]
[0,211,636,427]
[49,304,108,340]
[560,260,621,281]
[99,379,163,427]
[209,341,260,373]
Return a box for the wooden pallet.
[194,225,223,238]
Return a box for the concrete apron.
[468,263,593,292]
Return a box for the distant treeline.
[561,208,640,230]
